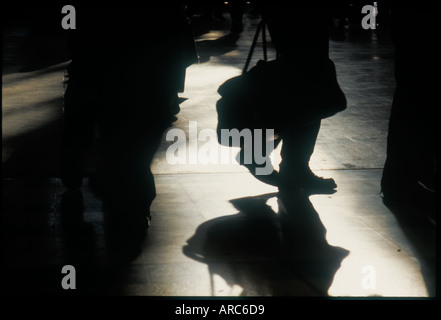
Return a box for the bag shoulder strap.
[242,19,268,74]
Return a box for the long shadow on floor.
[382,195,437,297]
[183,192,349,296]
[1,180,141,295]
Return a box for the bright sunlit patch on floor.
[221,50,242,58]
[310,174,431,297]
[196,31,229,42]
[211,273,244,296]
[266,195,279,213]
[184,63,242,91]
[269,139,282,172]
[328,252,429,297]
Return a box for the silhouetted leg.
[280,121,320,173]
[98,87,173,253]
[381,6,437,215]
[237,134,281,186]
[229,0,245,33]
[381,87,415,196]
[279,120,336,193]
[100,125,163,236]
[381,87,437,205]
[60,71,96,189]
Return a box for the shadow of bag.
[216,20,347,147]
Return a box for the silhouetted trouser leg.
[60,68,96,189]
[229,0,245,33]
[98,86,173,239]
[382,87,416,196]
[382,87,436,199]
[381,7,437,203]
[278,120,321,189]
[100,125,164,235]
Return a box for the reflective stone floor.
[2,11,436,297]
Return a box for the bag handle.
[242,19,268,74]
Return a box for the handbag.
[216,20,347,147]
[216,20,276,147]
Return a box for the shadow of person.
[277,192,349,295]
[381,198,437,297]
[183,192,348,296]
[59,189,96,265]
[59,189,140,295]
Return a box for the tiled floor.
[2,11,436,297]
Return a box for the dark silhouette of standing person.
[60,4,197,253]
[229,0,246,34]
[381,5,436,218]
[254,2,344,195]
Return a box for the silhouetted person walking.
[255,2,342,194]
[60,4,197,255]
